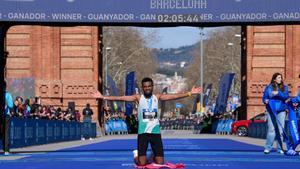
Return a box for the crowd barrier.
[212,119,234,134]
[248,120,300,139]
[8,117,96,148]
[104,119,128,135]
[248,122,267,139]
[160,119,194,130]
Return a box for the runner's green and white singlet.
[138,94,160,134]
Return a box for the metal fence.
[8,117,96,148]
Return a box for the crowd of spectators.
[159,112,213,132]
[4,94,238,135]
[6,96,81,122]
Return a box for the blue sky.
[141,27,216,49]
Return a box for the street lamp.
[227,42,234,72]
[200,27,204,112]
[228,34,241,121]
[234,34,241,38]
[227,33,241,72]
[104,46,111,91]
[103,47,111,107]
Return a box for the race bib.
[142,108,158,122]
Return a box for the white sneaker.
[264,149,270,154]
[133,150,138,158]
[277,150,284,154]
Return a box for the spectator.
[48,106,56,120]
[23,99,31,118]
[291,92,300,118]
[82,103,93,123]
[40,106,48,119]
[64,108,73,121]
[69,109,76,121]
[14,97,24,117]
[99,105,107,128]
[30,97,40,116]
[126,113,138,134]
[2,81,13,140]
[12,99,19,117]
[54,107,62,120]
[262,72,289,154]
[75,110,81,122]
[201,113,213,133]
[4,87,13,117]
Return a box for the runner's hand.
[191,86,202,95]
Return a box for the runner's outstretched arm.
[157,86,202,101]
[92,90,139,102]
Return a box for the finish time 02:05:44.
[156,14,213,23]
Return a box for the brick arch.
[245,25,300,119]
[5,25,101,124]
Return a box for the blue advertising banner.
[8,118,96,148]
[107,75,122,112]
[104,119,128,134]
[125,71,135,116]
[214,73,235,115]
[0,0,299,23]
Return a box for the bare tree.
[183,27,241,112]
[102,27,157,92]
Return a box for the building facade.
[5,25,101,123]
[245,25,300,119]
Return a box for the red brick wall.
[5,25,101,124]
[246,25,300,119]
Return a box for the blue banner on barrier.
[105,119,128,134]
[8,118,96,148]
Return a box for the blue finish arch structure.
[1,0,300,153]
[0,0,299,25]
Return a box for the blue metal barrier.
[8,117,96,148]
[248,120,300,139]
[248,122,268,139]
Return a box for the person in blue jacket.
[4,80,13,117]
[262,73,289,154]
[291,92,300,118]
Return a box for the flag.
[214,73,235,115]
[125,71,135,116]
[107,75,122,112]
[192,94,200,114]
